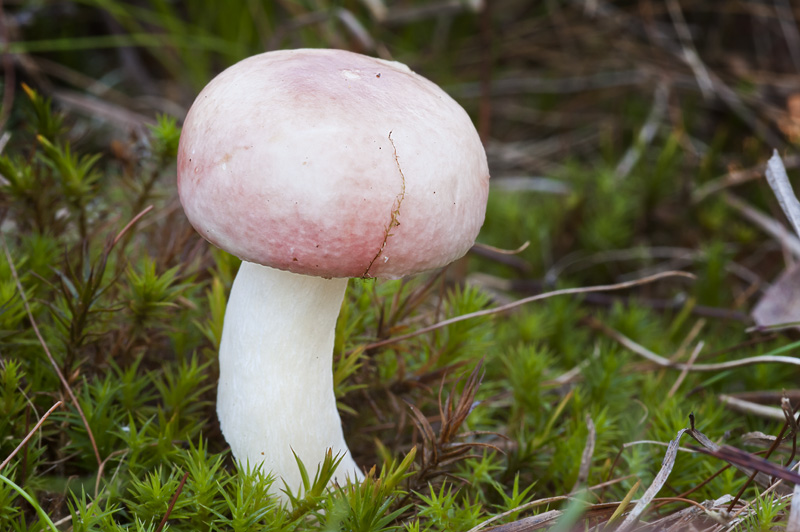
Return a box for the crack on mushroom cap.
[177,49,490,279]
[363,131,405,278]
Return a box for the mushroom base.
[217,261,363,497]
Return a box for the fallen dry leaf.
[752,261,800,329]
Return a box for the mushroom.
[177,48,489,495]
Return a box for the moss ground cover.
[3,1,800,530]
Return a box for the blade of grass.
[604,480,640,528]
[0,474,59,532]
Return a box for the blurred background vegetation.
[2,0,800,530]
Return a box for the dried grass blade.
[605,480,640,528]
[616,428,688,532]
[0,400,62,472]
[366,271,694,350]
[441,361,484,443]
[484,509,563,532]
[443,441,503,454]
[667,341,704,398]
[787,482,800,532]
[665,0,713,98]
[720,394,785,422]
[405,401,437,465]
[592,317,800,371]
[688,428,793,495]
[724,192,800,258]
[571,415,596,493]
[741,431,779,446]
[615,83,669,178]
[112,204,154,246]
[693,155,800,203]
[701,444,800,485]
[765,150,800,238]
[334,8,375,51]
[472,241,530,255]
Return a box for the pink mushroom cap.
[178,48,490,279]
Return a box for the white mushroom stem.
[216,260,364,496]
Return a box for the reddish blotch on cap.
[178,48,490,279]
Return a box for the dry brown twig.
[0,400,62,472]
[569,415,597,494]
[720,395,787,422]
[565,0,785,147]
[667,340,704,398]
[365,270,694,351]
[544,247,729,286]
[692,155,800,203]
[154,471,189,532]
[472,241,530,256]
[614,415,800,532]
[406,360,503,487]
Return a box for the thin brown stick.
[727,419,790,512]
[652,463,733,511]
[472,241,530,256]
[95,449,129,499]
[650,496,713,512]
[364,271,694,350]
[50,448,131,527]
[1,235,102,467]
[0,400,63,472]
[154,470,189,532]
[112,204,154,247]
[667,341,704,398]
